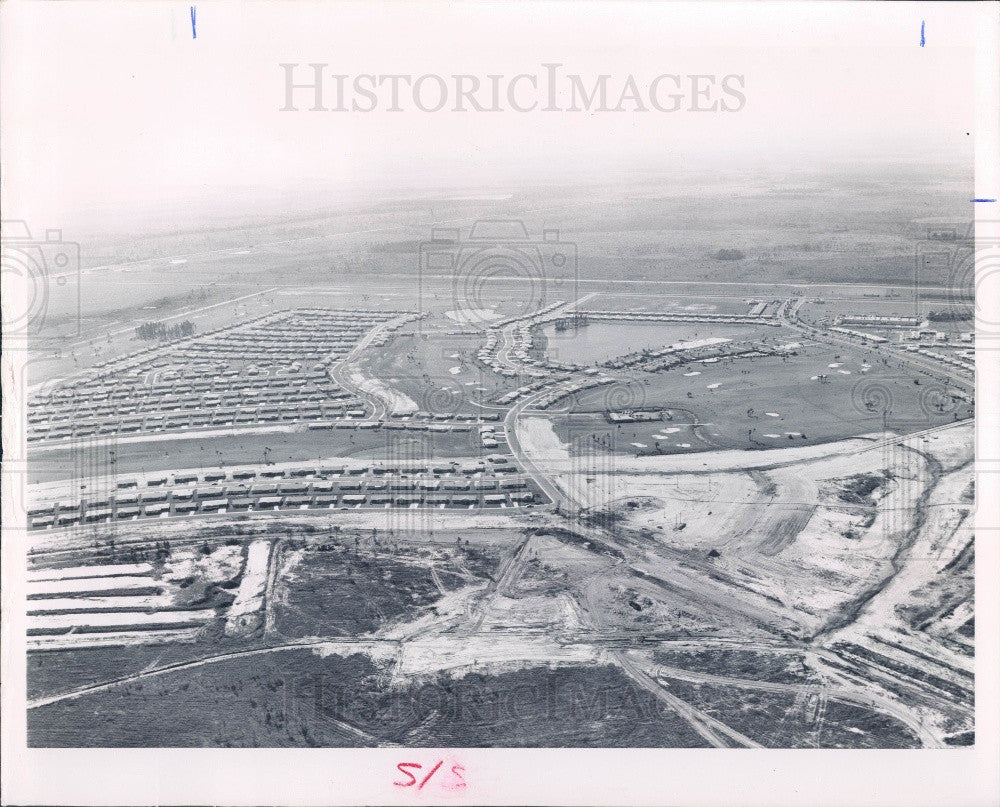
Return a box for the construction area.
[22,262,976,751]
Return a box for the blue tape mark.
[971,198,997,203]
[920,20,925,47]
[190,6,197,39]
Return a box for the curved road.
[327,313,415,421]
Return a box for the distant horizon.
[19,152,976,242]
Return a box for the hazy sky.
[1,1,991,230]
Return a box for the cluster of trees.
[135,319,196,341]
[713,248,745,261]
[926,310,971,322]
[89,538,172,562]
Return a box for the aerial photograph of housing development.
[16,169,976,749]
[1,4,987,771]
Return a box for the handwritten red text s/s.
[393,759,467,792]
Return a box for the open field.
[552,340,968,455]
[28,649,718,747]
[657,677,921,748]
[271,541,501,639]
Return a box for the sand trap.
[786,432,802,436]
[445,308,498,323]
[810,376,819,380]
[676,443,691,448]
[707,383,721,389]
[449,366,462,375]
[683,371,701,377]
[671,337,730,350]
[828,363,842,368]
[765,412,781,417]
[653,428,681,437]
[764,433,781,438]
[631,442,648,448]
[350,371,417,415]
[838,370,851,375]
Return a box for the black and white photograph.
[1,2,998,805]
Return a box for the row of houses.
[33,386,359,421]
[31,409,510,444]
[904,330,974,343]
[836,315,921,328]
[830,326,889,344]
[476,301,569,378]
[604,339,784,373]
[388,411,500,423]
[904,347,975,374]
[28,403,370,442]
[36,473,533,513]
[28,484,541,529]
[94,456,517,495]
[533,375,616,409]
[306,419,467,433]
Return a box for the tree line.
[135,319,196,341]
